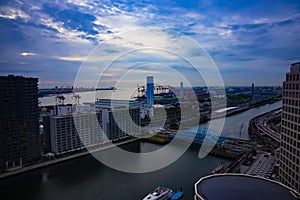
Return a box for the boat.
[210,162,225,174]
[142,186,173,200]
[171,191,183,200]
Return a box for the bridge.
[170,127,228,145]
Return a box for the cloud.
[0,6,30,21]
[54,56,87,62]
[0,0,300,87]
[20,52,37,56]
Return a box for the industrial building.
[146,76,154,106]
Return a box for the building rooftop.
[95,99,142,109]
[291,62,300,66]
[290,62,300,73]
[246,153,276,178]
[195,174,300,200]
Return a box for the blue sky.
[0,0,300,88]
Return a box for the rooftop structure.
[194,174,300,200]
[245,153,276,178]
[95,99,142,109]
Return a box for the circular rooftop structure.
[195,174,300,200]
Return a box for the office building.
[280,62,300,193]
[0,75,41,170]
[146,76,154,106]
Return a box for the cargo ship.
[95,86,116,91]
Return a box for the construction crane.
[56,95,65,105]
[137,84,146,97]
[73,93,81,105]
[54,86,65,105]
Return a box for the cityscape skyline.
[1,1,300,199]
[0,0,300,87]
[0,67,299,198]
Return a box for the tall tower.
[146,76,154,106]
[180,81,184,98]
[280,62,300,193]
[251,83,254,96]
[0,75,41,170]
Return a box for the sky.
[0,0,300,88]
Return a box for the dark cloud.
[42,3,101,36]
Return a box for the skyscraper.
[180,81,184,98]
[280,62,300,193]
[0,75,41,171]
[146,76,154,106]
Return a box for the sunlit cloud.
[0,6,30,21]
[20,52,37,56]
[54,56,87,62]
[100,73,115,77]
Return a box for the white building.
[95,99,142,141]
[44,100,142,155]
[49,112,103,154]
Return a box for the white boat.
[143,186,173,200]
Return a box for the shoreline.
[0,138,140,180]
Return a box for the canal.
[0,101,282,200]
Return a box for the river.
[0,99,282,200]
[201,101,282,139]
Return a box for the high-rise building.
[280,62,300,193]
[96,99,142,141]
[146,76,154,106]
[45,111,102,155]
[0,75,41,170]
[44,100,142,155]
[180,81,184,98]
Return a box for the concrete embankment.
[0,138,139,179]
